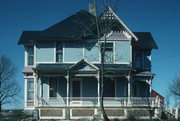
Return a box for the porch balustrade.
[38,97,162,108]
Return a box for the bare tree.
[0,55,20,113]
[169,72,180,107]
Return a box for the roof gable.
[69,59,99,71]
[18,10,96,45]
[100,7,138,41]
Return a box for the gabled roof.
[100,31,129,40]
[133,32,158,49]
[100,7,138,40]
[69,59,99,71]
[18,7,157,50]
[18,10,96,44]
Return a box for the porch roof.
[33,63,131,72]
[33,64,72,72]
[134,71,155,76]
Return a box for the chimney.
[88,2,96,16]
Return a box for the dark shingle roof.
[133,32,158,49]
[18,10,96,45]
[18,10,158,50]
[33,63,131,72]
[34,64,72,72]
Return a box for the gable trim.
[107,7,138,41]
[69,59,99,71]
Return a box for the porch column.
[66,71,70,106]
[127,75,131,106]
[97,72,100,106]
[38,75,44,106]
[35,73,38,107]
[149,77,153,96]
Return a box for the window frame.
[27,78,34,101]
[100,42,114,63]
[49,77,58,98]
[55,41,63,63]
[27,45,34,66]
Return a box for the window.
[133,84,139,97]
[49,78,57,97]
[27,78,34,100]
[101,42,114,63]
[27,45,34,66]
[56,42,63,62]
[104,80,115,97]
[72,81,81,97]
[135,51,142,69]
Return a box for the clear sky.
[0,0,180,109]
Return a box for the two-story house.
[18,6,160,120]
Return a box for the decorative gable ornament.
[100,7,138,41]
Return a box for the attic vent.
[111,27,120,32]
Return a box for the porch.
[37,97,162,120]
[38,97,161,107]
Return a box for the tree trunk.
[100,39,109,121]
[0,102,2,116]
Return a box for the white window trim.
[25,45,35,67]
[24,76,35,108]
[54,41,64,63]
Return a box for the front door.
[72,80,81,97]
[104,80,115,97]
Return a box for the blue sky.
[0,0,180,109]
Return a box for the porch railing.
[38,97,162,107]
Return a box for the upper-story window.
[56,42,63,62]
[101,42,114,63]
[27,45,34,66]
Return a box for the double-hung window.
[27,78,34,100]
[56,42,63,62]
[101,42,114,63]
[27,45,34,66]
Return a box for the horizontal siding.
[36,41,54,62]
[64,42,83,62]
[84,41,99,62]
[115,41,130,63]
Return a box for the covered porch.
[33,60,161,108]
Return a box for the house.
[18,5,161,120]
[152,89,164,106]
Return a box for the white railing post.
[66,71,70,107]
[175,108,178,119]
[97,72,100,107]
[127,76,131,106]
[155,96,158,107]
